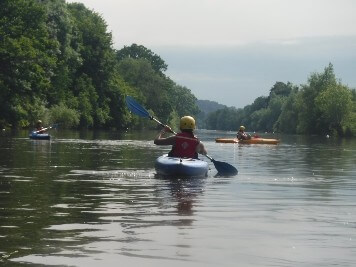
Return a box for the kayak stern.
[155,155,209,177]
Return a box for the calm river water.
[0,129,355,267]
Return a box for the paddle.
[125,96,238,175]
[34,123,59,134]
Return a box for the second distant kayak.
[215,137,280,145]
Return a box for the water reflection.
[155,175,206,218]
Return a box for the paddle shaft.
[35,126,50,134]
[151,117,177,134]
[34,123,58,134]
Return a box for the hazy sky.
[67,0,356,108]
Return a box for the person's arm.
[237,132,242,140]
[36,127,46,133]
[196,141,207,156]
[154,127,176,145]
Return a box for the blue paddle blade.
[212,159,238,176]
[125,96,150,118]
[204,155,238,176]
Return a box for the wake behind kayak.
[155,155,209,177]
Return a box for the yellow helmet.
[239,125,245,131]
[180,116,195,130]
[37,120,42,124]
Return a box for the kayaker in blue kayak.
[154,116,207,159]
[35,120,47,134]
[237,125,251,140]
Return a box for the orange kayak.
[215,138,280,145]
[215,138,239,143]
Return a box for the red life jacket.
[170,132,199,158]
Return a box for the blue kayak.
[29,131,50,140]
[155,155,209,177]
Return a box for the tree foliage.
[0,0,57,128]
[116,43,167,73]
[0,1,354,136]
[205,67,355,136]
[315,83,353,135]
[296,64,337,134]
[0,0,199,130]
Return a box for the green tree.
[117,57,173,123]
[276,88,299,134]
[205,107,239,131]
[0,0,201,132]
[68,3,116,127]
[0,0,57,128]
[48,102,80,128]
[250,108,271,131]
[72,74,97,127]
[116,43,167,74]
[170,84,199,118]
[105,71,137,129]
[240,82,293,132]
[269,81,292,97]
[249,96,268,112]
[315,84,353,136]
[203,65,355,137]
[345,89,356,136]
[296,63,337,134]
[41,0,82,105]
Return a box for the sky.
[67,0,356,108]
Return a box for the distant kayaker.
[154,116,207,159]
[35,120,46,133]
[237,125,251,140]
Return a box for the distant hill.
[195,99,227,129]
[196,99,227,114]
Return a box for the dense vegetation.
[196,100,227,129]
[0,0,199,131]
[205,64,356,137]
[1,0,355,137]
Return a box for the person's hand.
[162,126,172,133]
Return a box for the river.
[0,129,355,267]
